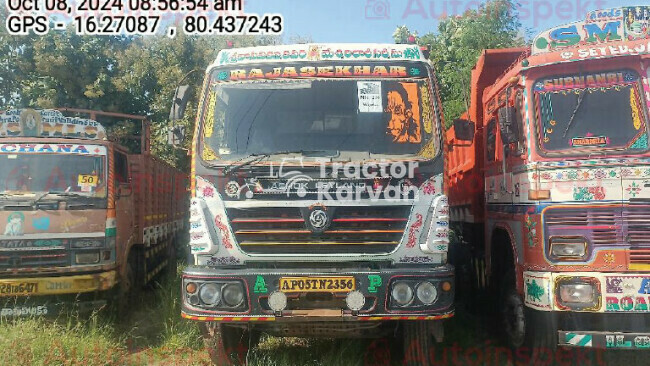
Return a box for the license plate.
[0,282,38,296]
[279,277,356,293]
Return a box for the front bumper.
[558,313,650,350]
[524,271,650,350]
[0,270,117,297]
[0,270,117,317]
[181,265,454,322]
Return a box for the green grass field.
[0,266,643,366]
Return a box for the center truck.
[446,5,650,362]
[174,43,454,365]
[0,108,187,316]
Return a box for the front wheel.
[402,320,441,366]
[500,270,557,365]
[200,322,259,366]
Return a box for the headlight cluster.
[555,277,600,311]
[389,279,450,309]
[185,280,248,311]
[72,238,113,264]
[75,251,100,264]
[549,236,588,261]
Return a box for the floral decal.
[406,213,423,248]
[603,252,616,264]
[573,187,605,201]
[525,279,545,302]
[626,182,642,198]
[524,213,537,248]
[214,215,233,249]
[421,181,437,195]
[201,186,215,198]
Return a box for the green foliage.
[0,29,277,168]
[394,0,525,126]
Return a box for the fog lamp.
[268,291,287,312]
[345,290,366,311]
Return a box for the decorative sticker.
[3,212,25,236]
[571,136,608,147]
[624,6,650,40]
[386,82,421,143]
[605,276,650,312]
[203,90,218,138]
[420,85,433,134]
[357,81,383,113]
[368,275,382,293]
[77,175,99,187]
[523,272,552,310]
[0,109,107,140]
[254,275,268,294]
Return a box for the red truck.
[0,108,188,316]
[447,5,650,362]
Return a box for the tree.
[395,0,525,125]
[0,26,278,168]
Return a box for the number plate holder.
[279,276,356,293]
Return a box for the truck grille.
[0,249,69,269]
[545,205,650,267]
[227,206,410,255]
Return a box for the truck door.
[114,150,135,264]
[486,86,525,205]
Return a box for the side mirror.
[117,183,132,199]
[169,85,190,121]
[453,119,475,142]
[168,125,186,147]
[498,107,520,144]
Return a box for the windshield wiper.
[32,191,87,206]
[222,150,334,176]
[563,90,587,137]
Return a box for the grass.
[0,265,210,366]
[0,265,638,366]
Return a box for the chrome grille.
[0,249,69,269]
[227,206,410,255]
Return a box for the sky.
[246,0,632,43]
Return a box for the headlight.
[559,283,594,303]
[222,283,245,307]
[416,281,438,305]
[556,277,600,310]
[199,283,222,306]
[391,282,414,306]
[75,251,100,264]
[549,237,587,260]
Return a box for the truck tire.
[200,322,259,366]
[115,251,138,316]
[500,270,557,365]
[165,237,178,278]
[402,320,436,366]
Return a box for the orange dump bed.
[445,48,527,223]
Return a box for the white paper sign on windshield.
[357,81,383,113]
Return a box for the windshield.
[199,62,440,162]
[534,70,649,154]
[0,152,106,197]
